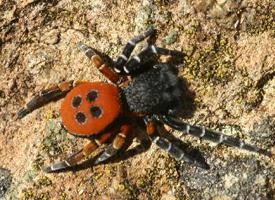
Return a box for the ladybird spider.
[17,27,271,173]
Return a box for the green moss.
[164,31,178,45]
[40,119,68,157]
[24,170,38,182]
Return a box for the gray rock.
[0,167,12,198]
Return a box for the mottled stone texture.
[0,0,274,199]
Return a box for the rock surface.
[0,0,274,199]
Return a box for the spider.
[17,27,271,173]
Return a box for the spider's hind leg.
[145,119,209,169]
[157,115,272,157]
[43,131,112,173]
[43,141,98,173]
[153,135,210,169]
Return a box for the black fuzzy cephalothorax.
[123,64,183,114]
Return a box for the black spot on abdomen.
[90,106,102,118]
[76,112,87,124]
[87,90,98,102]
[72,96,82,108]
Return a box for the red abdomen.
[60,82,121,136]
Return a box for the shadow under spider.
[52,124,207,173]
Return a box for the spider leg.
[78,42,120,83]
[157,115,272,157]
[145,119,210,169]
[17,80,85,119]
[114,26,156,73]
[43,131,112,173]
[94,124,131,164]
[123,45,185,74]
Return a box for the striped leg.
[78,42,120,83]
[94,124,131,164]
[43,132,112,173]
[145,119,209,169]
[114,26,156,73]
[123,45,185,74]
[157,115,272,157]
[17,80,85,119]
[152,135,210,169]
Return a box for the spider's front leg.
[94,123,132,164]
[78,27,156,82]
[43,131,113,173]
[122,45,185,74]
[78,42,121,84]
[17,80,85,119]
[157,115,272,157]
[144,118,210,169]
[114,26,156,73]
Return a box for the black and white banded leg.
[151,135,209,169]
[94,124,131,165]
[157,115,272,157]
[114,26,156,73]
[17,81,81,119]
[78,42,98,60]
[43,139,101,173]
[93,134,124,165]
[123,45,185,74]
[144,116,209,169]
